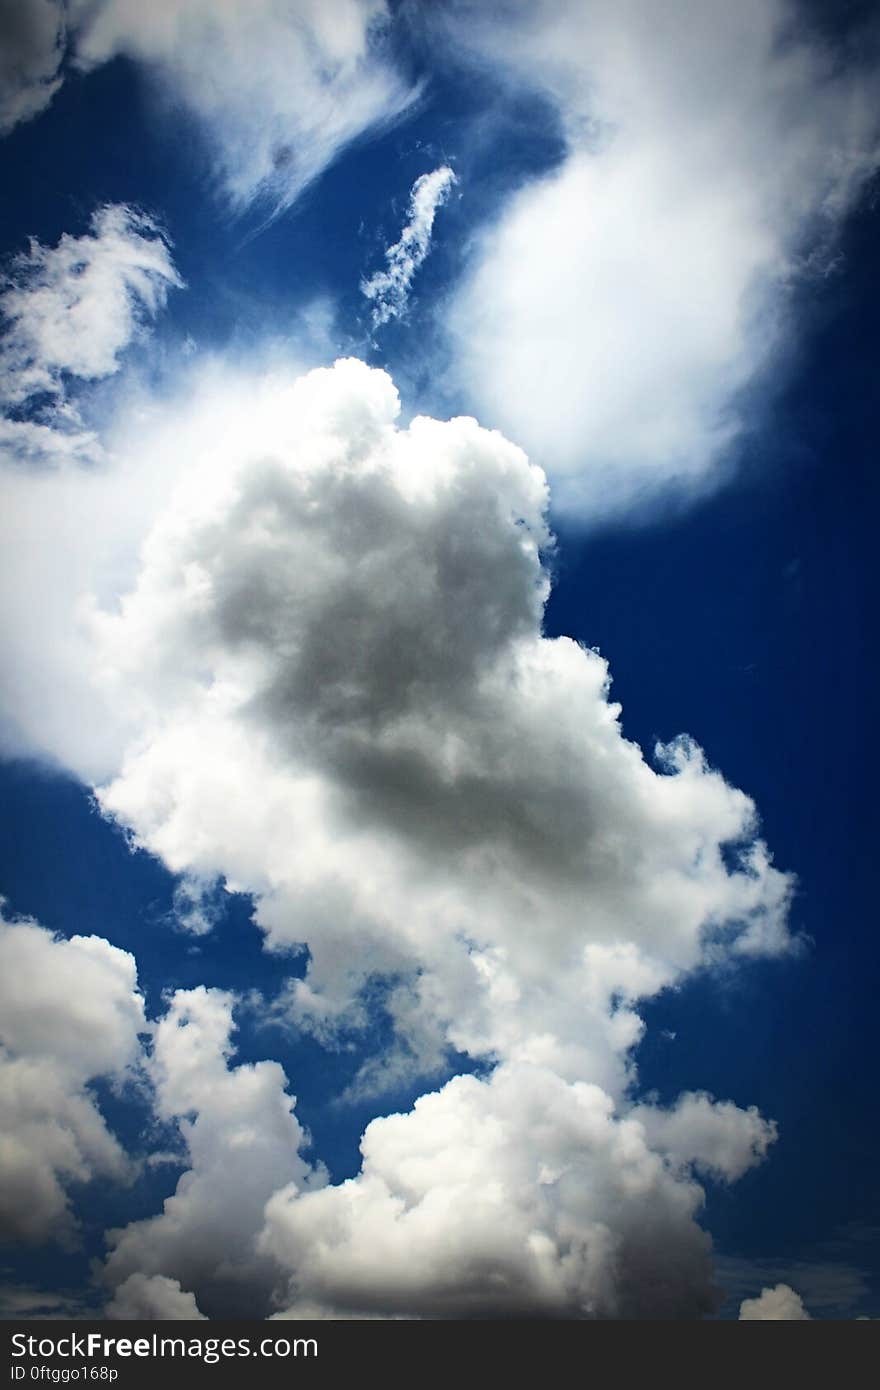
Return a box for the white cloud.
[106,1273,206,1320]
[261,1062,717,1318]
[68,0,417,214]
[362,166,457,327]
[0,0,65,136]
[89,359,793,1107]
[441,0,880,518]
[2,354,792,1316]
[718,1251,870,1317]
[631,1092,777,1184]
[0,911,146,1246]
[103,987,323,1318]
[0,204,181,416]
[0,351,325,783]
[739,1283,811,1320]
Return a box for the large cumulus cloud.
[262,1062,720,1320]
[35,356,787,1318]
[0,317,796,1314]
[90,359,793,1105]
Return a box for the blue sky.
[0,0,877,1322]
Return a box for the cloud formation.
[0,203,186,774]
[68,0,417,214]
[91,359,793,1096]
[0,200,796,1311]
[0,0,65,136]
[0,911,145,1246]
[106,1272,206,1320]
[103,987,323,1319]
[262,1062,718,1319]
[739,1283,811,1320]
[441,0,880,517]
[362,166,457,327]
[43,356,787,1317]
[0,203,180,413]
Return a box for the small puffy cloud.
[106,1273,206,1320]
[718,1251,870,1318]
[739,1283,811,1320]
[442,0,880,517]
[362,166,457,327]
[0,911,146,1246]
[0,204,181,413]
[0,0,65,136]
[103,987,323,1318]
[632,1091,777,1184]
[69,0,416,214]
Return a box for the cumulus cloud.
[68,0,416,214]
[91,359,793,1100]
[362,166,457,327]
[262,1062,719,1319]
[103,987,323,1318]
[106,1273,206,1320]
[0,910,146,1246]
[0,0,65,136]
[34,355,785,1317]
[440,0,880,517]
[1,353,793,1316]
[0,203,180,417]
[739,1283,811,1320]
[632,1092,777,1184]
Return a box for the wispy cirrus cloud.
[362,165,457,327]
[70,0,418,216]
[0,204,181,416]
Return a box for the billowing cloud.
[0,910,146,1246]
[261,1062,718,1319]
[0,0,65,136]
[441,0,880,517]
[103,987,323,1319]
[739,1283,811,1320]
[91,359,793,1097]
[106,1273,206,1320]
[362,166,457,328]
[40,355,785,1317]
[68,0,417,214]
[0,346,793,1315]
